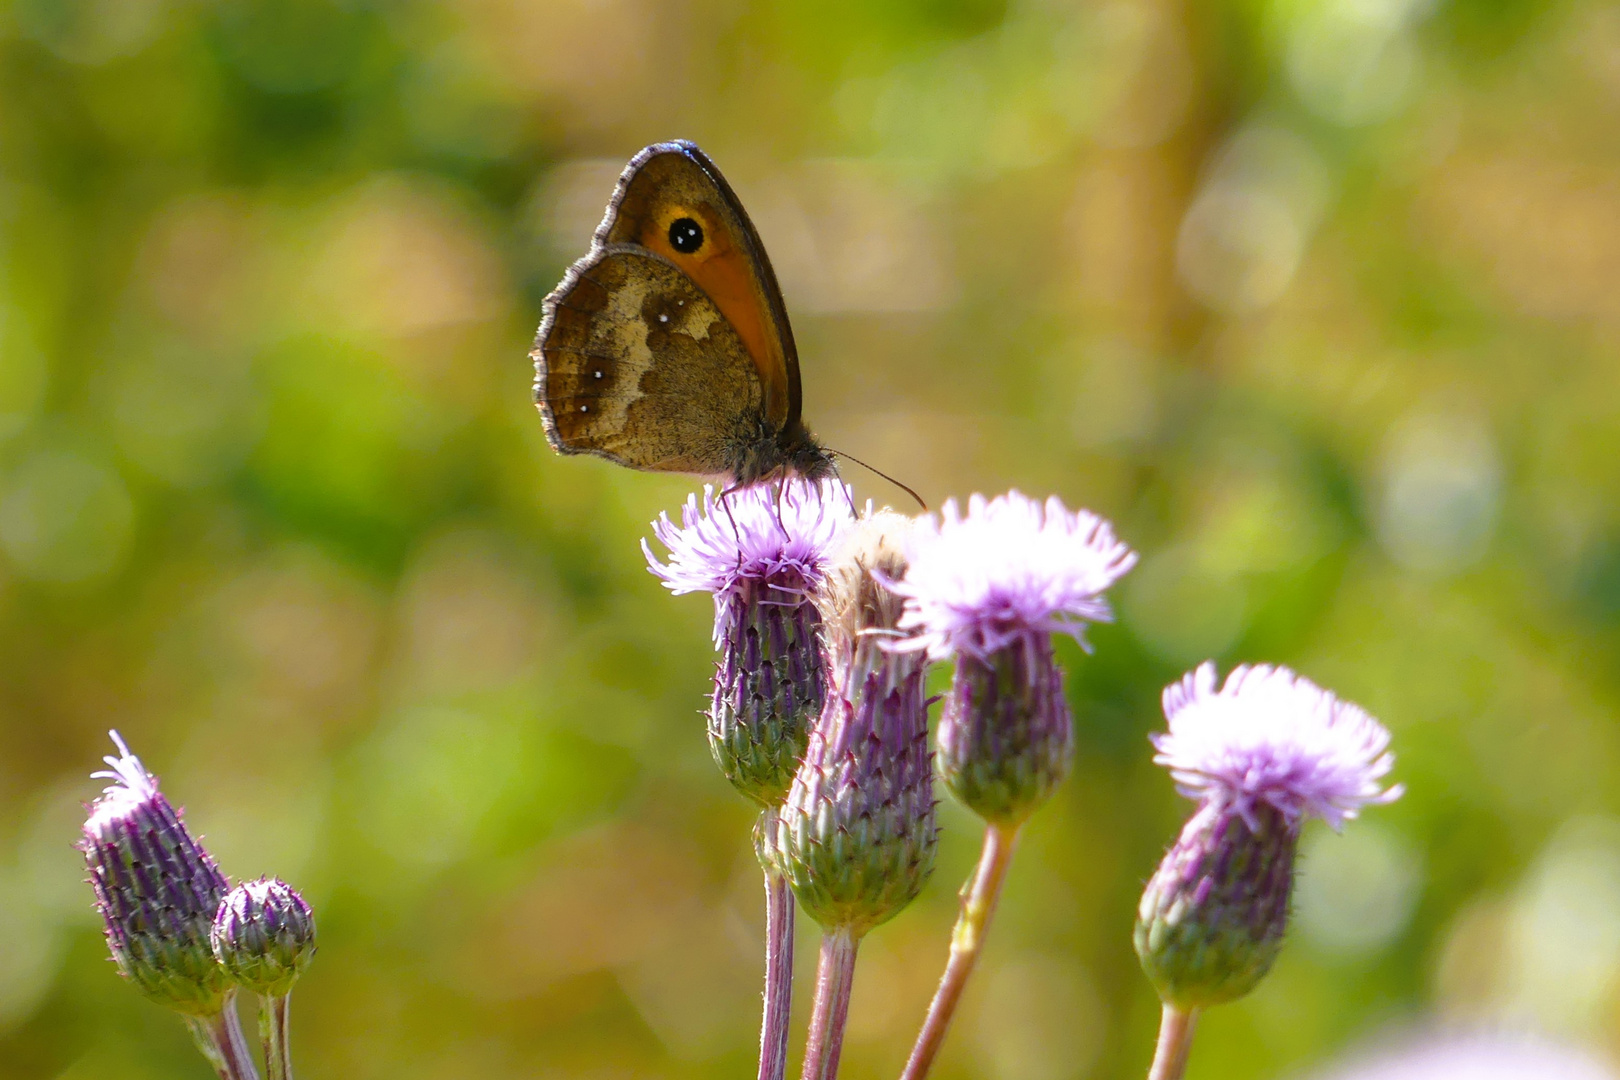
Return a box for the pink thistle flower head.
[643,478,853,643]
[894,491,1136,661]
[644,478,854,807]
[1153,662,1403,831]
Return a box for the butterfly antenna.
[825,448,927,512]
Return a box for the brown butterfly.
[532,141,836,487]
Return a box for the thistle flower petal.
[643,478,853,642]
[1307,1031,1619,1080]
[893,491,1136,661]
[1152,662,1403,830]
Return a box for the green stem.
[261,992,294,1080]
[1146,1004,1199,1080]
[185,996,261,1080]
[801,928,860,1080]
[899,822,1018,1080]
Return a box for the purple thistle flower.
[1153,662,1403,831]
[1136,664,1403,1009]
[893,491,1136,661]
[81,732,234,1018]
[762,513,937,935]
[891,491,1136,825]
[644,479,852,643]
[1307,1030,1618,1080]
[212,878,317,998]
[645,479,853,807]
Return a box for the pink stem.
[185,996,261,1080]
[1147,1004,1199,1080]
[759,870,795,1080]
[801,928,859,1080]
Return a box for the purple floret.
[1153,663,1403,831]
[894,491,1136,661]
[643,478,853,643]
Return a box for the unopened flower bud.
[81,732,233,1017]
[1135,663,1402,1008]
[763,513,937,935]
[212,878,317,997]
[646,480,851,807]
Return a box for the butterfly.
[532,140,836,487]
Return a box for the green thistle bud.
[80,733,234,1017]
[1135,802,1296,1008]
[212,878,317,998]
[710,583,825,806]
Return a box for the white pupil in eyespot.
[668,217,703,253]
[658,314,668,323]
[593,370,602,379]
[580,405,588,412]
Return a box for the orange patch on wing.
[639,209,788,427]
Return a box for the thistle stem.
[802,928,860,1080]
[759,869,796,1080]
[186,997,261,1080]
[261,992,295,1080]
[1146,1004,1199,1080]
[899,822,1019,1080]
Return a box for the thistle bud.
[894,492,1135,825]
[80,732,233,1017]
[646,480,851,807]
[212,878,317,997]
[1135,663,1403,1009]
[763,513,937,935]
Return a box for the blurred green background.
[0,0,1618,1078]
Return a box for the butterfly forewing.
[537,248,765,475]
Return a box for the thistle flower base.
[938,640,1073,827]
[765,668,938,936]
[1135,802,1297,1009]
[710,593,823,807]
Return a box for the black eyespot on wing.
[668,217,704,253]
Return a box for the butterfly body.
[533,141,835,486]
